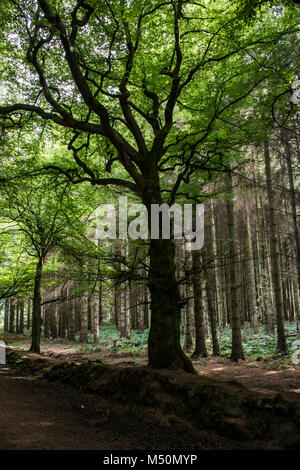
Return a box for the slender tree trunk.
[93,291,100,345]
[206,282,220,356]
[245,205,258,333]
[79,293,88,343]
[4,298,9,332]
[16,301,20,334]
[226,173,245,361]
[9,299,15,334]
[210,200,225,332]
[282,128,300,293]
[191,251,208,357]
[119,283,129,338]
[263,141,287,353]
[98,267,103,325]
[114,280,120,329]
[44,300,51,339]
[27,297,31,329]
[68,292,76,341]
[183,247,193,352]
[30,257,43,353]
[19,298,24,335]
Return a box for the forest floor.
[1,330,300,450]
[2,331,300,404]
[1,363,243,450]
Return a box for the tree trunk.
[19,298,24,335]
[147,238,195,372]
[9,299,15,334]
[119,283,129,338]
[27,297,31,329]
[191,251,208,357]
[4,298,9,332]
[79,293,88,343]
[68,293,76,341]
[282,128,300,293]
[183,247,193,352]
[93,291,100,345]
[245,205,258,333]
[30,257,43,353]
[263,141,287,353]
[226,173,245,361]
[210,200,225,332]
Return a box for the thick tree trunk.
[263,141,287,354]
[30,258,43,353]
[147,238,195,372]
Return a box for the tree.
[263,141,287,353]
[0,176,96,352]
[225,173,245,361]
[0,0,298,370]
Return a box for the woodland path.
[0,364,246,451]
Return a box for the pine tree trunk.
[9,299,15,334]
[93,291,100,345]
[245,205,258,333]
[210,200,225,332]
[263,141,287,353]
[282,128,300,293]
[4,298,9,332]
[68,293,76,341]
[119,283,129,338]
[183,248,193,353]
[226,173,245,361]
[79,293,88,343]
[19,298,24,335]
[191,250,208,357]
[27,297,31,329]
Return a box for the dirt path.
[3,334,300,402]
[0,364,248,451]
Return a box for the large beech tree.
[0,0,298,370]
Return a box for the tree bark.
[263,141,287,353]
[79,293,88,343]
[226,173,245,361]
[191,251,208,357]
[30,257,43,353]
[147,238,195,372]
[4,298,9,332]
[282,128,300,293]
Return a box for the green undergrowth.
[212,324,300,363]
[1,322,299,364]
